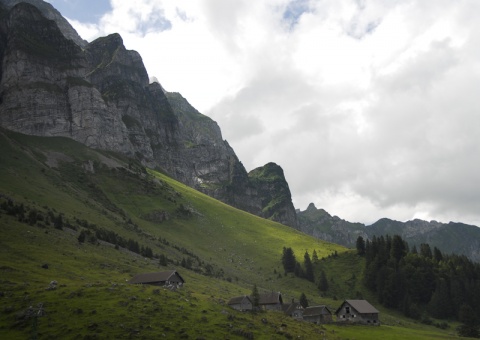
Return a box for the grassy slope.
[0,130,466,339]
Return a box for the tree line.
[359,235,480,337]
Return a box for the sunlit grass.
[0,130,466,339]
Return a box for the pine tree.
[294,261,304,278]
[299,292,308,308]
[428,278,453,319]
[356,236,366,255]
[251,284,260,309]
[318,270,329,292]
[391,234,406,264]
[420,243,433,259]
[312,249,319,263]
[304,251,314,282]
[282,247,296,273]
[433,247,443,262]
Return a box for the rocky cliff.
[297,203,480,262]
[296,203,366,247]
[0,1,297,228]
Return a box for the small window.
[346,306,350,314]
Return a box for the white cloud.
[65,0,480,227]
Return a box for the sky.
[46,0,480,227]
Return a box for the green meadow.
[0,129,469,339]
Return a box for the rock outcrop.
[0,1,297,228]
[297,203,367,247]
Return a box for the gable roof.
[257,292,283,305]
[336,300,379,314]
[228,295,252,305]
[303,305,332,317]
[128,270,185,284]
[283,302,304,315]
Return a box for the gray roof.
[303,305,332,317]
[257,292,283,305]
[336,300,379,314]
[283,302,304,315]
[228,295,252,305]
[128,270,185,284]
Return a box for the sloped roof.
[336,300,379,314]
[303,305,332,317]
[283,302,304,315]
[257,292,283,305]
[228,295,252,305]
[128,270,185,284]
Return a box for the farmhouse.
[283,302,305,320]
[258,292,283,311]
[128,270,185,288]
[335,299,379,325]
[227,296,253,311]
[302,305,333,324]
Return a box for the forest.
[281,235,480,338]
[361,235,480,337]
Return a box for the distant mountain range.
[297,203,480,262]
[0,0,478,262]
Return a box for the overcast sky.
[46,0,480,227]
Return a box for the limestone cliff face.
[247,163,298,228]
[0,1,298,228]
[297,203,367,247]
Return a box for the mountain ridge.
[297,203,480,262]
[0,0,297,228]
[1,0,479,259]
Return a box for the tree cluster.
[281,247,331,297]
[362,235,480,335]
[281,247,315,282]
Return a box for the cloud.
[65,0,480,227]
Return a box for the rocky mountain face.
[0,1,297,228]
[297,203,480,262]
[296,203,367,247]
[247,163,298,228]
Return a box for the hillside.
[0,129,467,339]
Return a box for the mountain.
[296,203,367,247]
[1,0,478,261]
[0,128,462,339]
[0,0,297,228]
[297,203,480,262]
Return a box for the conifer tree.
[428,278,453,319]
[282,247,296,273]
[356,236,366,255]
[304,251,314,282]
[251,284,260,309]
[299,292,308,308]
[420,243,433,259]
[318,270,329,292]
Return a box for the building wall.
[336,304,378,325]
